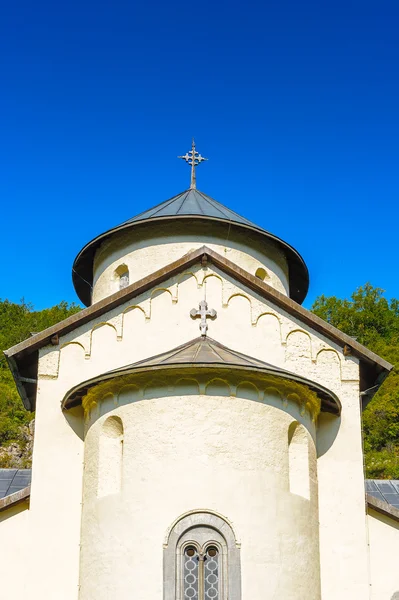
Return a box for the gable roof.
[72,188,309,306]
[5,246,393,410]
[62,336,341,414]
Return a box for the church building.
[1,142,399,599]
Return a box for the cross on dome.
[178,138,208,190]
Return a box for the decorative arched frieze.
[60,340,87,354]
[143,379,169,399]
[285,329,313,362]
[148,288,177,322]
[89,322,119,359]
[117,384,141,405]
[176,271,200,288]
[315,348,342,374]
[150,287,175,301]
[254,311,282,342]
[174,377,201,394]
[205,378,232,397]
[121,305,148,338]
[78,370,323,424]
[236,381,260,401]
[202,273,224,306]
[58,341,87,377]
[226,293,253,324]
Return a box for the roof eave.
[62,360,341,415]
[72,214,309,306]
[6,246,393,411]
[367,493,399,522]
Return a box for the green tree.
[312,284,399,479]
[0,299,81,460]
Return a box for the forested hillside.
[0,285,398,477]
[312,284,399,479]
[0,299,80,467]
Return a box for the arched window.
[255,267,268,281]
[115,264,129,290]
[164,511,241,600]
[288,421,310,500]
[97,415,123,498]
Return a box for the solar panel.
[366,479,399,510]
[0,469,31,499]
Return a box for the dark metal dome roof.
[72,188,309,306]
[122,188,260,225]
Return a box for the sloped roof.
[72,188,309,306]
[62,336,341,415]
[5,246,393,411]
[122,189,260,225]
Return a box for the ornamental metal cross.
[178,139,208,190]
[190,300,217,337]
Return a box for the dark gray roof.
[128,335,275,368]
[72,188,309,307]
[0,469,31,499]
[123,189,259,226]
[366,479,399,509]
[63,336,340,414]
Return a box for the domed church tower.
[3,142,393,600]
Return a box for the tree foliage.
[312,283,399,479]
[0,299,80,456]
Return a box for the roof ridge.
[190,189,206,215]
[195,189,256,226]
[121,189,191,224]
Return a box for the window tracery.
[183,543,220,600]
[163,511,241,600]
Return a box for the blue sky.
[1,0,398,310]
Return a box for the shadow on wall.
[391,593,399,600]
[63,405,85,441]
[316,412,341,458]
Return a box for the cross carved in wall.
[190,300,217,337]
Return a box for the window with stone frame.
[163,512,241,600]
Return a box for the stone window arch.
[164,511,241,600]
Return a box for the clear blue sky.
[1,0,398,310]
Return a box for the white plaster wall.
[41,264,358,395]
[79,390,320,600]
[91,222,290,303]
[20,263,366,599]
[0,391,84,600]
[0,502,31,597]
[27,385,84,600]
[317,384,370,600]
[368,509,399,600]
